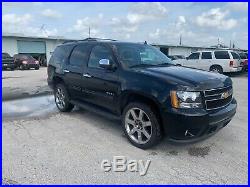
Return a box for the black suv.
[2,53,15,70]
[47,38,237,149]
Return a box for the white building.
[2,33,74,63]
[153,44,247,57]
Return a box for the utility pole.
[230,40,232,48]
[179,34,182,46]
[88,27,91,38]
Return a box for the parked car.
[238,52,248,72]
[13,54,40,70]
[2,53,15,70]
[47,38,237,149]
[174,50,242,74]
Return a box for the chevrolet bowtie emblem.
[221,91,229,99]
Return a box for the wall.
[168,47,196,56]
[2,37,18,56]
[2,37,64,62]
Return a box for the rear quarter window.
[50,44,75,65]
[231,52,240,60]
[214,51,230,59]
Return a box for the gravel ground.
[2,68,51,101]
[2,71,248,184]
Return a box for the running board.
[70,99,121,120]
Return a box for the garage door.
[17,41,46,54]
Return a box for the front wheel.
[54,84,74,112]
[122,102,162,149]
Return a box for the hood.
[135,66,232,91]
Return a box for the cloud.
[127,2,167,24]
[3,13,32,25]
[69,14,104,38]
[196,8,237,30]
[41,9,62,19]
[3,13,58,37]
[227,2,248,11]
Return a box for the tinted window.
[239,53,247,59]
[201,52,212,59]
[231,52,240,60]
[51,45,74,64]
[88,45,114,69]
[214,51,230,59]
[2,53,10,58]
[69,44,89,67]
[188,53,200,60]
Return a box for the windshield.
[21,55,35,60]
[114,43,173,68]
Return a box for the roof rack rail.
[62,40,77,44]
[81,37,117,41]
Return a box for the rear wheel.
[54,84,74,112]
[210,65,223,74]
[122,102,162,149]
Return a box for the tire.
[11,68,15,71]
[54,83,74,112]
[20,65,25,70]
[35,67,39,70]
[122,102,162,149]
[210,65,223,74]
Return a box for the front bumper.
[22,64,39,69]
[161,98,237,143]
[3,63,15,69]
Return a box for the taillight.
[229,61,234,67]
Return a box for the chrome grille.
[204,86,233,110]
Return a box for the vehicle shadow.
[225,71,248,78]
[70,107,215,156]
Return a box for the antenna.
[40,24,48,37]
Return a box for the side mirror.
[99,59,113,69]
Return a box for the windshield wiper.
[129,64,156,68]
[156,62,173,66]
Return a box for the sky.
[2,2,248,49]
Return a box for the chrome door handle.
[83,73,92,78]
[63,69,70,73]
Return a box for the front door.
[185,52,200,68]
[81,44,120,113]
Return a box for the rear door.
[184,52,200,68]
[214,51,231,71]
[230,51,241,67]
[63,44,91,100]
[200,52,213,71]
[81,44,120,113]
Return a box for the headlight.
[22,60,27,64]
[170,91,203,109]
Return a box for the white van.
[174,50,242,73]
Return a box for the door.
[201,52,213,71]
[17,41,46,54]
[185,52,200,68]
[63,44,90,100]
[81,44,120,112]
